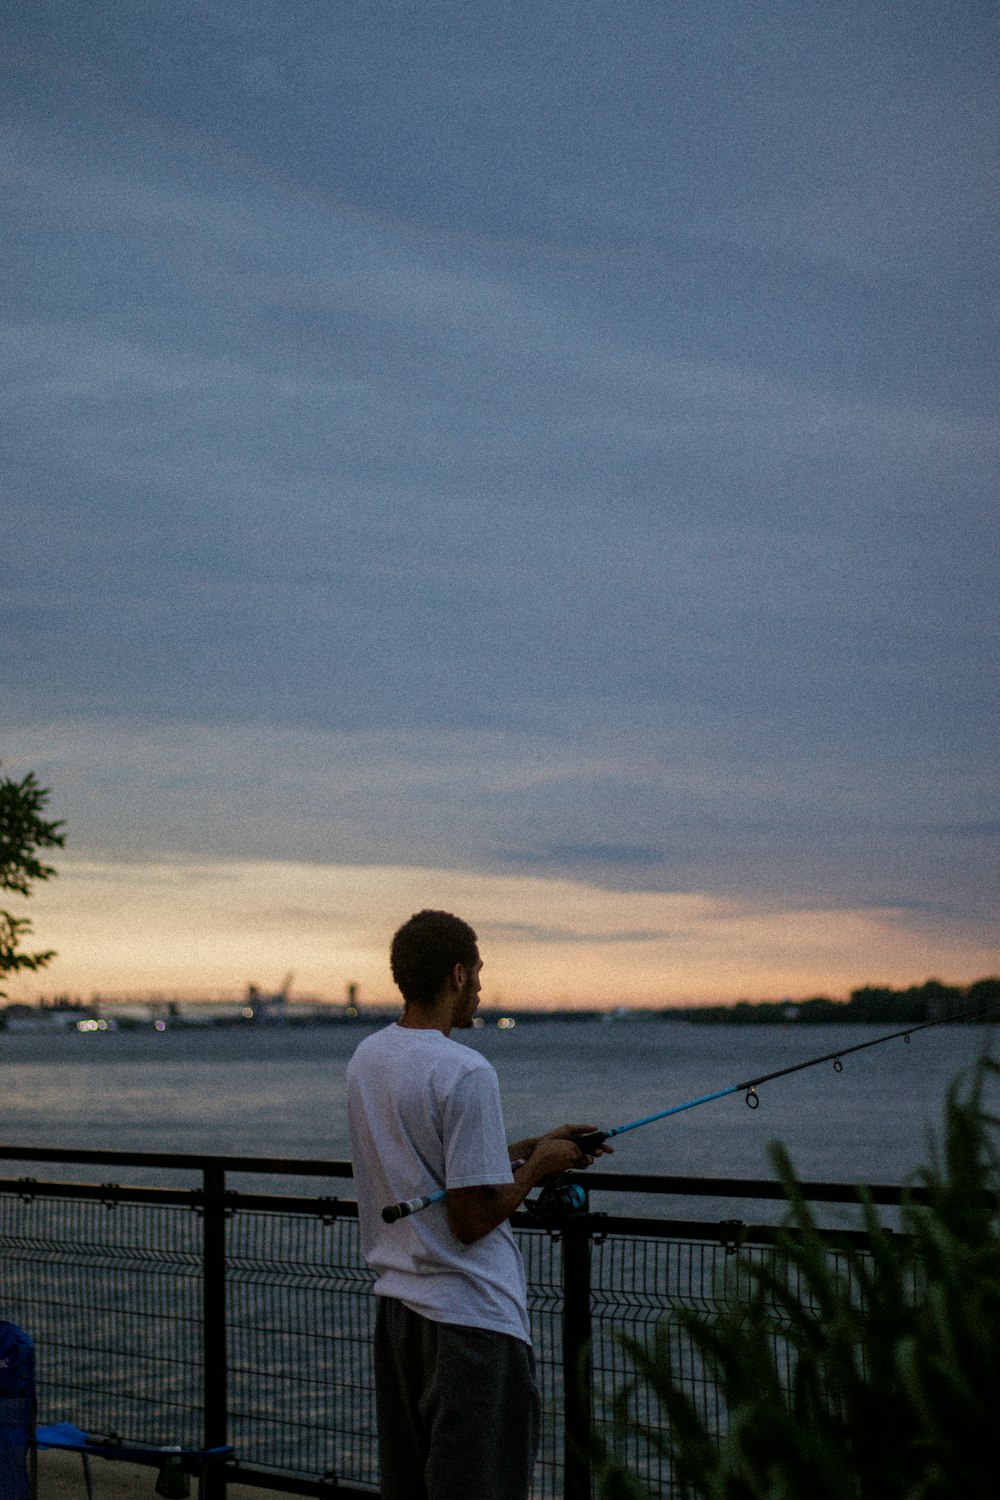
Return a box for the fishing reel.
[525,1126,607,1224]
[525,1173,587,1226]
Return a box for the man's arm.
[447,1126,610,1245]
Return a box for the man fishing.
[346,909,609,1500]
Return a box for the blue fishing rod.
[383,1158,528,1223]
[382,1002,997,1223]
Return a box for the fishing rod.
[571,1002,998,1154]
[383,1159,527,1223]
[381,1001,998,1223]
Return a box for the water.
[1,1018,994,1195]
[3,1017,996,1491]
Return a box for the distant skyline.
[3,4,998,1006]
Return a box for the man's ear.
[449,961,467,993]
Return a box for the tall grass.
[592,1057,1000,1500]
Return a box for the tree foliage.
[681,980,1000,1026]
[593,1056,1000,1500]
[0,763,65,995]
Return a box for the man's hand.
[525,1134,589,1178]
[449,1123,613,1244]
[509,1123,613,1168]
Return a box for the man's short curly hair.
[389,910,479,1008]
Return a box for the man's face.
[454,956,483,1028]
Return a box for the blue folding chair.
[1,1320,232,1498]
[33,1423,233,1499]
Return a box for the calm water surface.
[2,1019,994,1199]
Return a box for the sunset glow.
[11,857,996,1011]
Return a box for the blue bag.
[0,1322,35,1500]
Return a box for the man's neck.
[398,1001,453,1036]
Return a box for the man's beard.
[455,976,478,1027]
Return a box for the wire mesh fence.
[590,1234,802,1496]
[0,1155,903,1498]
[0,1190,205,1448]
[226,1208,378,1488]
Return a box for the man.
[346,909,607,1500]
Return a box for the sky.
[2,2,998,1008]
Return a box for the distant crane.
[243,972,294,1024]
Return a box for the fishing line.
[382,1000,998,1222]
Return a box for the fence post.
[202,1162,228,1499]
[561,1204,593,1500]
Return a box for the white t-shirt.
[346,1023,531,1344]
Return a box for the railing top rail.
[573,1169,928,1206]
[0,1142,351,1176]
[0,1142,923,1204]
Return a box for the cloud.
[2,5,996,1004]
[2,717,996,938]
[506,843,667,868]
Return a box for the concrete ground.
[35,1447,287,1499]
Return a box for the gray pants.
[374,1297,541,1500]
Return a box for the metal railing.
[0,1147,921,1499]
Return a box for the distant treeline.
[680,976,1000,1026]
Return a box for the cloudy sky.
[3,2,997,1007]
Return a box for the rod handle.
[573,1129,609,1154]
[382,1194,434,1223]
